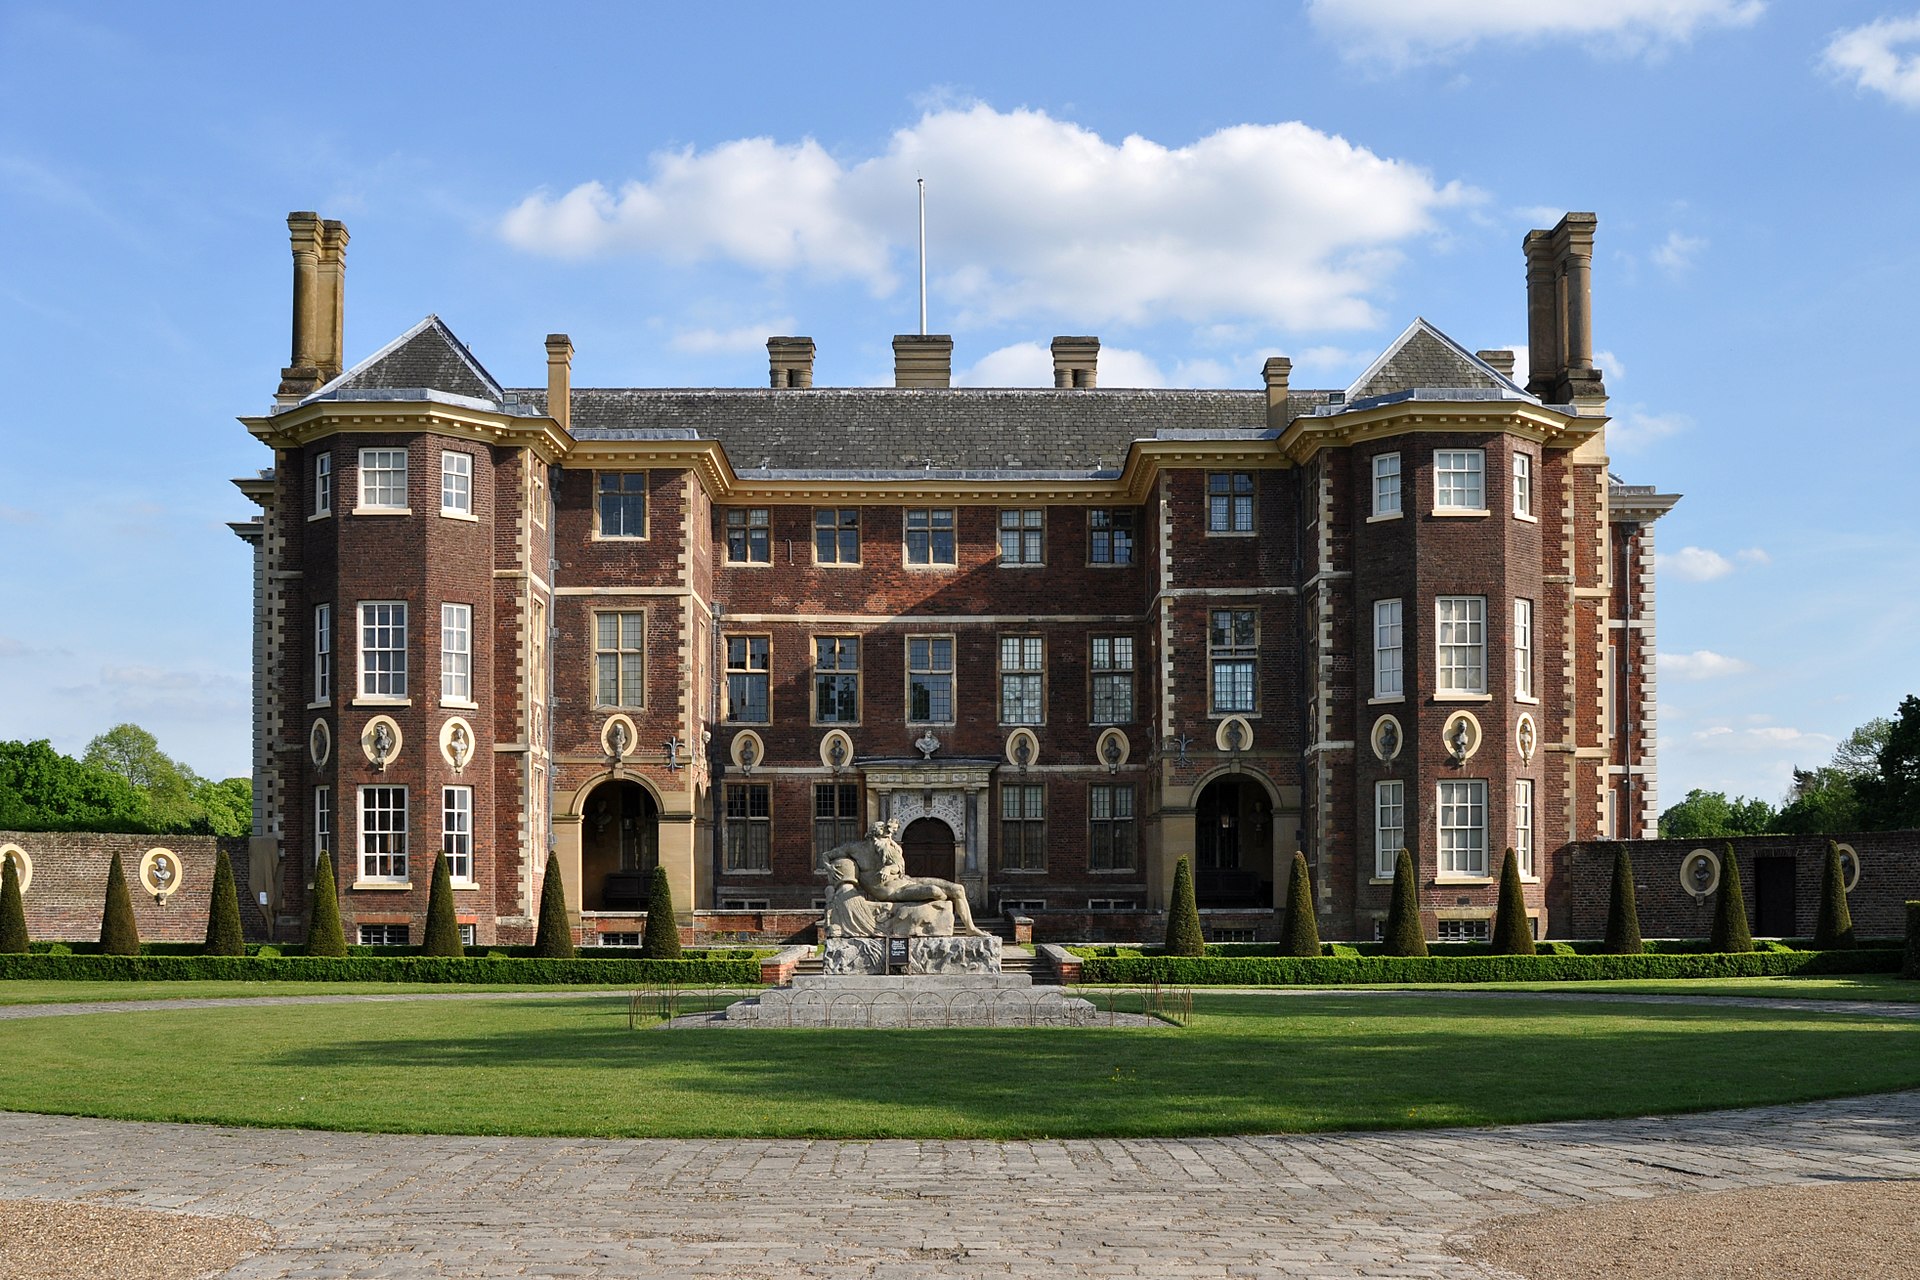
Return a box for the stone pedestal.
[822,935,1001,975]
[717,973,1099,1028]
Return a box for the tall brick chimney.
[767,336,816,388]
[276,212,347,404]
[1262,355,1292,431]
[1523,212,1603,405]
[892,334,953,388]
[545,334,573,434]
[1051,336,1099,388]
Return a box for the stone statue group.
[819,820,986,938]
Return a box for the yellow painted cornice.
[240,402,571,466]
[1277,401,1602,465]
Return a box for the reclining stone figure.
[819,819,987,938]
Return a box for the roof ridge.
[305,315,504,405]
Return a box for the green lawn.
[1392,975,1920,1002]
[1,991,1916,1139]
[0,981,656,1005]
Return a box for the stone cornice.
[1277,401,1602,465]
[239,403,571,466]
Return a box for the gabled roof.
[304,315,504,407]
[1345,317,1527,404]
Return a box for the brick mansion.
[232,211,1676,947]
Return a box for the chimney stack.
[277,212,348,404]
[767,336,816,388]
[545,334,573,435]
[1523,212,1603,405]
[892,334,953,389]
[1050,336,1099,388]
[1262,356,1292,430]
[1476,349,1517,380]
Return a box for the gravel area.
[0,1198,266,1280]
[1455,1179,1920,1279]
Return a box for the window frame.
[357,601,408,702]
[356,447,409,513]
[726,507,771,564]
[313,603,332,706]
[1000,783,1046,872]
[1375,780,1404,879]
[1090,635,1135,725]
[1372,599,1402,700]
[359,923,409,946]
[440,602,472,705]
[593,470,648,540]
[442,785,474,884]
[1435,596,1487,696]
[1088,508,1135,565]
[1437,779,1489,878]
[1089,783,1136,872]
[813,783,861,859]
[998,634,1045,726]
[1206,471,1256,535]
[725,633,771,725]
[1208,607,1258,715]
[358,784,409,883]
[997,508,1044,566]
[813,508,861,566]
[724,782,771,873]
[1370,452,1401,520]
[1514,597,1535,701]
[439,450,473,518]
[1433,448,1487,513]
[906,634,955,725]
[1512,451,1535,519]
[312,451,332,518]
[812,634,861,725]
[592,609,645,709]
[904,507,956,566]
[314,785,332,859]
[1516,778,1536,878]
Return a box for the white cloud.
[668,320,797,357]
[1651,230,1707,273]
[1735,547,1771,567]
[501,104,1477,331]
[1658,546,1735,581]
[1592,348,1624,382]
[956,341,1178,388]
[1688,724,1833,753]
[1307,0,1764,66]
[1610,405,1690,452]
[1661,649,1753,680]
[1824,14,1920,108]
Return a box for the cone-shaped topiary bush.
[1382,847,1427,957]
[99,851,139,956]
[1603,844,1643,955]
[0,854,28,954]
[1491,847,1536,955]
[422,852,464,957]
[1163,856,1205,956]
[1710,842,1754,953]
[202,848,245,956]
[531,853,576,959]
[1813,840,1855,951]
[1277,851,1320,957]
[1905,902,1920,980]
[641,865,683,958]
[306,848,348,957]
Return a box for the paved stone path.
[0,1090,1916,1277]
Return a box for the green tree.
[1859,695,1920,831]
[1602,845,1643,955]
[422,852,464,957]
[531,854,575,959]
[84,723,201,831]
[0,739,148,833]
[0,852,28,953]
[1776,718,1889,834]
[202,848,245,955]
[1813,840,1855,950]
[1709,843,1754,953]
[99,851,140,956]
[1277,851,1320,957]
[192,777,253,838]
[1382,848,1427,957]
[1659,789,1776,840]
[305,849,347,957]
[640,866,683,959]
[1490,847,1535,955]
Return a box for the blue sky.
[1,1,1917,808]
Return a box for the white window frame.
[358,784,408,882]
[440,451,473,517]
[1514,598,1534,701]
[905,507,956,566]
[1436,596,1486,695]
[1515,779,1535,878]
[812,635,860,725]
[725,634,771,724]
[313,452,332,518]
[313,603,332,705]
[357,448,409,512]
[999,635,1045,725]
[1433,449,1486,512]
[998,508,1044,565]
[1372,599,1402,699]
[440,603,472,704]
[1438,779,1488,878]
[595,471,648,539]
[359,924,409,946]
[726,507,771,564]
[442,786,473,883]
[358,601,408,700]
[314,785,331,858]
[814,508,861,565]
[594,610,645,708]
[1371,453,1401,519]
[1512,452,1534,518]
[1375,780,1404,879]
[1438,918,1491,943]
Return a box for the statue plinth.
[823,935,1002,975]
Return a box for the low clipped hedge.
[25,941,764,961]
[1072,948,1903,986]
[0,953,761,985]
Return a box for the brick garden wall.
[0,832,266,943]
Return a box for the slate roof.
[1345,318,1527,404]
[306,316,505,406]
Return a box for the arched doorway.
[581,779,659,911]
[1194,776,1273,908]
[900,816,956,881]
